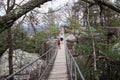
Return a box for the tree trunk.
[30,21,37,35]
[99,7,104,26]
[86,3,99,80]
[7,28,13,80]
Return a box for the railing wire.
[65,43,85,80]
[5,46,58,80]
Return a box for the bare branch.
[0,0,52,32]
[82,0,120,13]
[94,0,120,13]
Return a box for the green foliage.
[34,31,48,39]
[24,40,37,53]
[70,19,80,29]
[24,31,49,53]
[75,41,92,55]
[77,60,95,80]
[13,27,37,53]
[110,19,120,27]
[13,27,27,48]
[74,25,120,79]
[96,42,120,80]
[67,14,82,34]
[70,2,120,79]
[76,40,120,79]
[96,42,120,59]
[13,25,56,53]
[65,28,72,33]
[47,25,59,36]
[0,32,7,56]
[93,23,105,32]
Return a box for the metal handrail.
[65,44,85,80]
[5,46,57,80]
[38,47,58,80]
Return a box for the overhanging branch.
[82,0,120,13]
[94,0,120,13]
[0,0,52,32]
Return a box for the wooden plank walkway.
[47,41,68,80]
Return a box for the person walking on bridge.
[60,32,64,44]
[58,38,61,49]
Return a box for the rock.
[46,38,57,47]
[0,49,39,76]
[112,43,120,53]
[66,34,76,41]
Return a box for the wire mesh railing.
[65,44,85,80]
[5,46,58,80]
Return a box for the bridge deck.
[47,42,68,80]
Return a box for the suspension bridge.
[5,29,85,80]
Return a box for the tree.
[0,0,52,32]
[27,12,38,35]
[81,0,120,13]
[0,0,120,32]
[73,0,120,80]
[42,8,59,38]
[6,0,16,79]
[0,32,8,57]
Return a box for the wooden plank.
[48,77,68,80]
[47,39,68,80]
[48,73,68,79]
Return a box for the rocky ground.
[0,49,39,77]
